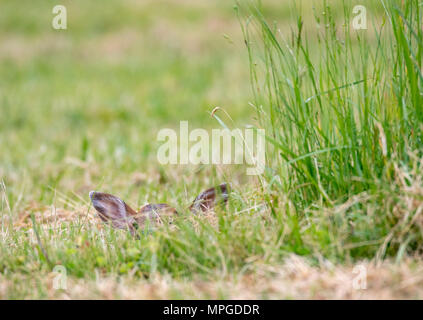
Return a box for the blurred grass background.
[0,0,256,208]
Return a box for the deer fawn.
[89,183,229,235]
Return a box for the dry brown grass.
[1,255,422,299]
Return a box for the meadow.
[1,0,423,299]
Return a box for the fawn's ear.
[189,183,230,213]
[89,191,137,233]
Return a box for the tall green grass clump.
[239,0,423,258]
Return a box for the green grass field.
[1,0,423,299]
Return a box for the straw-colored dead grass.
[1,254,422,299]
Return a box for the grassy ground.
[1,0,423,299]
